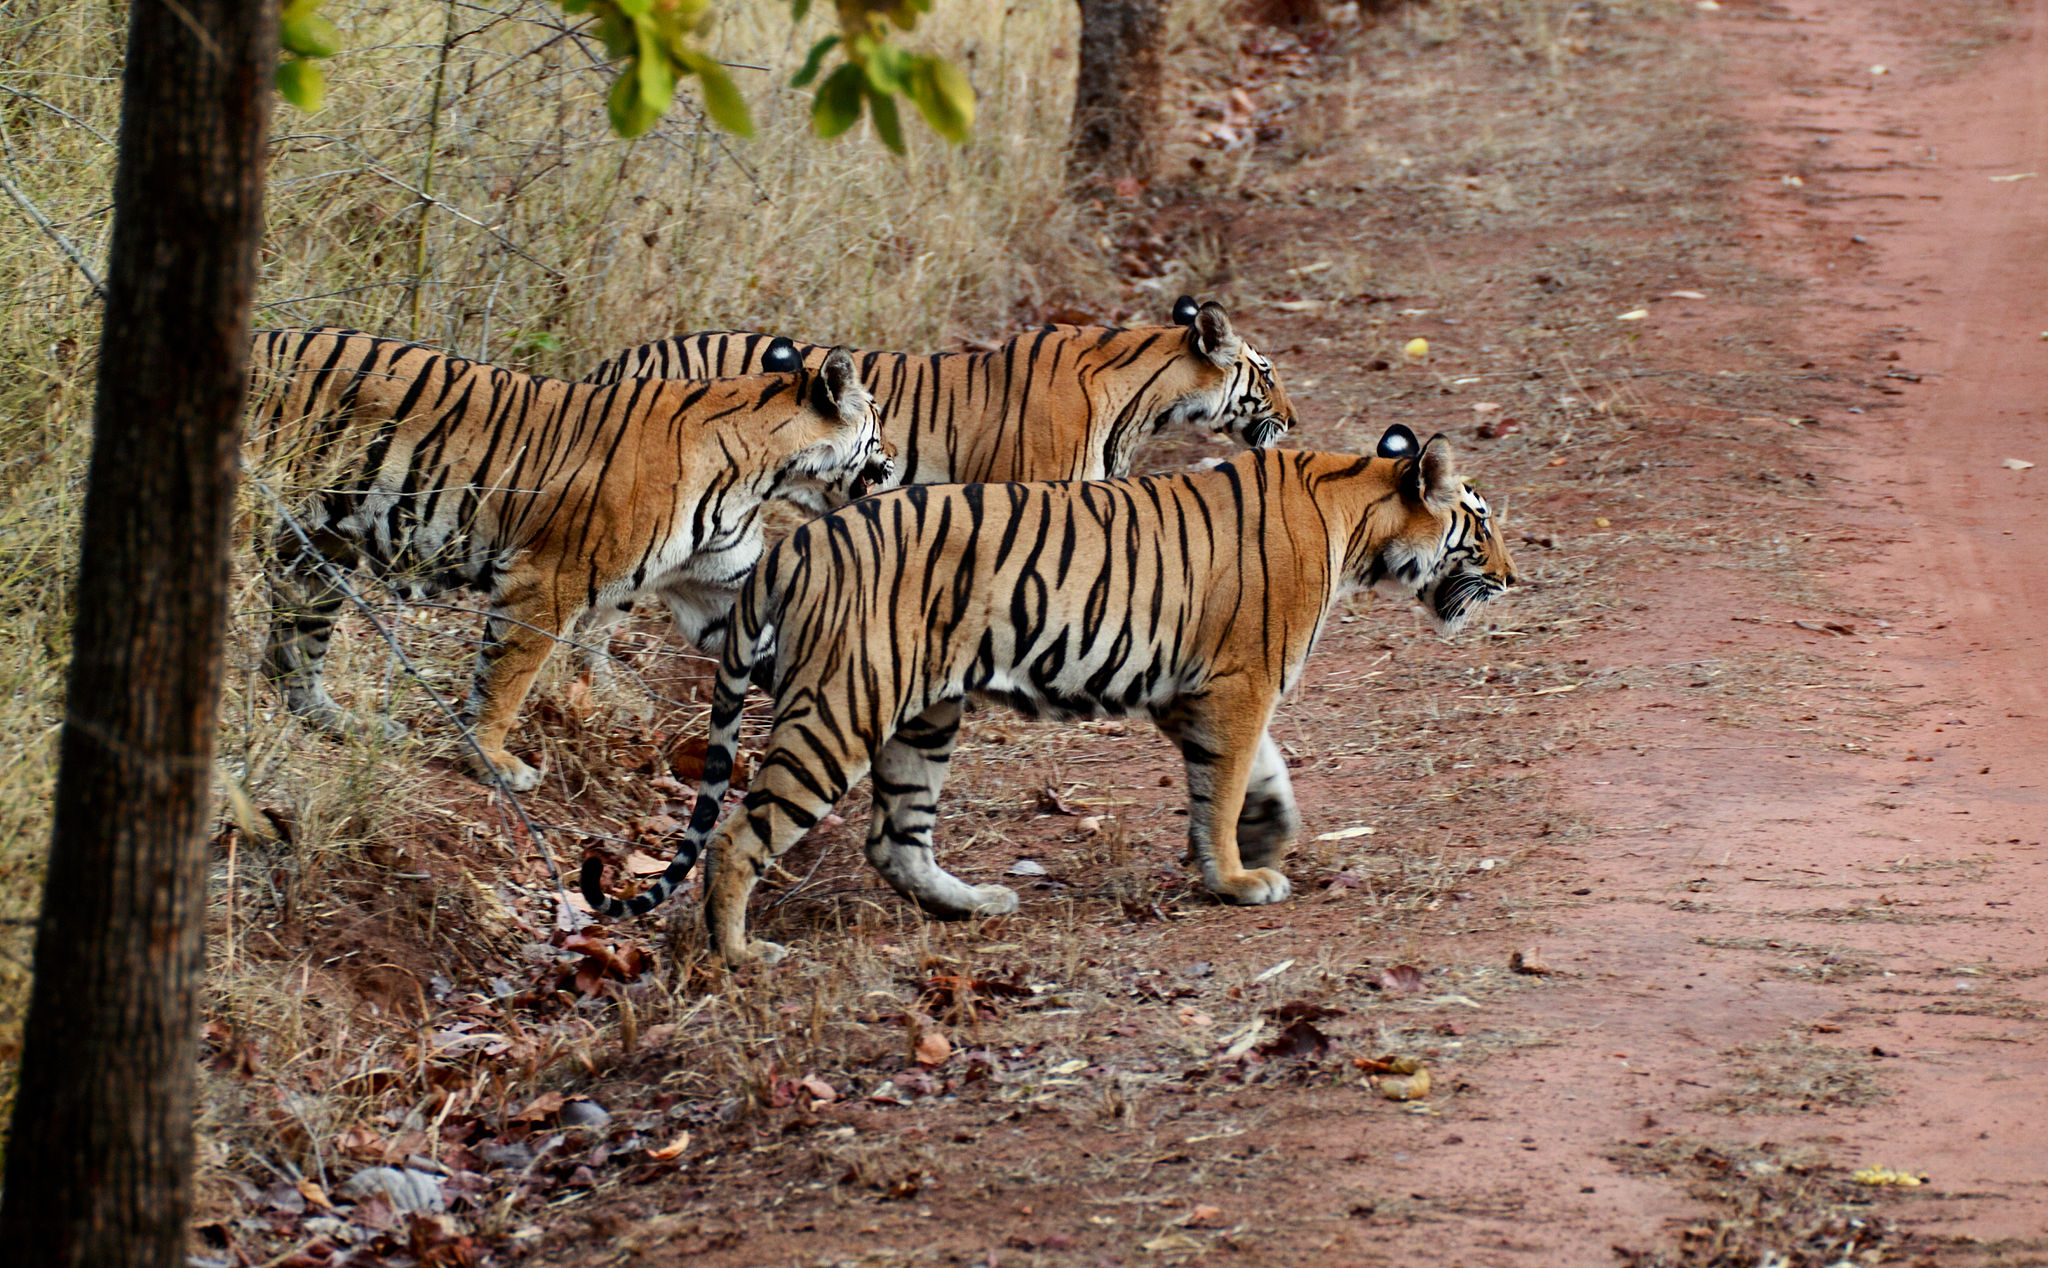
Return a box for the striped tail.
[579,561,783,920]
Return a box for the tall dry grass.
[0,0,1106,1128]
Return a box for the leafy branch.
[273,0,974,150]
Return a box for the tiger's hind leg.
[1156,683,1293,906]
[863,700,1019,920]
[705,743,869,966]
[263,529,407,742]
[1236,731,1301,871]
[461,579,580,793]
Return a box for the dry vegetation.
[0,0,1102,1115]
[0,0,1927,1262]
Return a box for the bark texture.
[0,0,273,1263]
[1070,0,1168,187]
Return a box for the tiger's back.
[583,297,1295,487]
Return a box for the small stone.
[560,1098,612,1129]
[340,1167,445,1214]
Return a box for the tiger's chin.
[1238,415,1288,449]
[1425,571,1507,637]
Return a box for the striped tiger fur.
[244,327,890,791]
[580,425,1518,964]
[583,295,1293,485]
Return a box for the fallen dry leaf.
[1509,949,1554,976]
[1372,964,1426,995]
[1186,1203,1224,1227]
[1314,824,1375,842]
[1254,958,1295,984]
[647,1131,693,1162]
[1376,1067,1432,1101]
[624,850,668,876]
[2002,457,2035,470]
[510,1091,566,1124]
[1257,1017,1332,1060]
[1035,786,1082,816]
[797,1075,838,1105]
[914,1028,952,1067]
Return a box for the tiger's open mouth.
[848,451,895,500]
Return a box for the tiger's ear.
[1190,301,1240,370]
[1375,423,1419,459]
[815,347,867,422]
[1171,294,1200,327]
[762,337,801,374]
[1401,433,1460,511]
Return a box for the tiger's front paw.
[719,938,787,968]
[968,884,1019,916]
[467,746,541,793]
[1208,867,1292,906]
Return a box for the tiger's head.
[1354,423,1518,635]
[770,342,894,513]
[1155,295,1295,450]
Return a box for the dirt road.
[1335,1,2048,1261]
[545,2,2048,1264]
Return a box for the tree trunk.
[1069,0,1167,189]
[0,1,273,1263]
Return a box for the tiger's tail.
[579,550,791,920]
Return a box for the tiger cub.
[582,425,1517,964]
[244,328,890,791]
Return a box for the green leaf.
[591,11,634,58]
[812,62,865,139]
[280,0,322,22]
[509,330,564,354]
[866,84,904,154]
[275,56,326,112]
[608,66,661,137]
[614,0,653,17]
[791,34,839,88]
[681,50,753,135]
[790,0,812,20]
[910,55,973,143]
[635,26,676,114]
[281,13,341,59]
[862,42,906,96]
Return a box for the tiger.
[243,327,891,792]
[583,296,1295,487]
[580,424,1518,964]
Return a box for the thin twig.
[251,481,581,923]
[0,169,103,296]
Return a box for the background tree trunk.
[1069,0,1167,189]
[0,0,273,1263]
